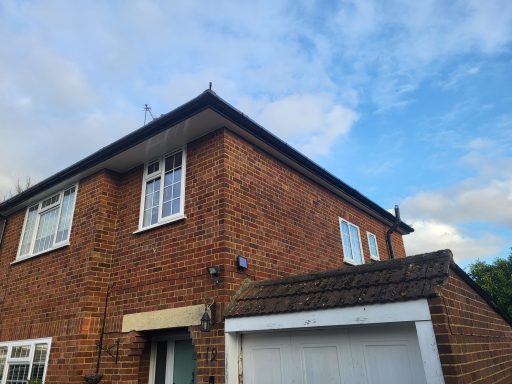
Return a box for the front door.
[150,338,196,384]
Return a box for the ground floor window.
[0,338,51,384]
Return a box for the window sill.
[11,242,70,265]
[370,256,380,262]
[343,258,362,266]
[133,214,186,234]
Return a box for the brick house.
[0,90,510,384]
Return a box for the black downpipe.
[386,205,401,259]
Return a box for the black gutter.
[0,90,414,234]
[386,205,401,259]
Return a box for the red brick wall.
[221,128,405,288]
[0,170,120,382]
[429,269,512,384]
[0,127,406,384]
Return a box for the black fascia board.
[0,90,414,234]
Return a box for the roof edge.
[0,90,413,233]
[448,259,512,327]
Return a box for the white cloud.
[404,219,504,261]
[402,178,512,228]
[238,94,359,157]
[437,64,480,90]
[401,139,512,261]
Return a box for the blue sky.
[1,0,511,268]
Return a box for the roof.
[0,90,413,233]
[225,249,512,326]
[225,250,452,318]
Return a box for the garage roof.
[225,250,511,326]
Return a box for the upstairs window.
[339,218,364,265]
[17,185,77,260]
[0,339,51,384]
[367,232,380,260]
[139,149,186,229]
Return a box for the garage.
[224,254,450,384]
[242,324,426,384]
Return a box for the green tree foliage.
[468,248,512,319]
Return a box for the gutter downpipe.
[386,205,401,259]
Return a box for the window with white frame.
[339,218,364,265]
[17,185,77,260]
[0,338,51,384]
[367,232,380,260]
[140,149,186,229]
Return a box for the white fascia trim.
[225,299,431,333]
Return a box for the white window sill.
[343,258,362,266]
[370,256,380,261]
[12,242,70,265]
[133,214,186,234]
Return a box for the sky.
[0,0,511,268]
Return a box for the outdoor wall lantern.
[206,266,223,284]
[201,299,216,332]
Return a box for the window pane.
[163,186,172,203]
[341,222,352,259]
[143,179,161,227]
[6,364,29,384]
[171,198,180,215]
[174,152,182,168]
[41,194,59,209]
[30,344,48,381]
[19,206,38,256]
[33,207,59,254]
[164,155,174,172]
[368,234,378,258]
[0,347,7,380]
[173,168,182,183]
[349,225,363,264]
[164,172,173,188]
[11,346,30,358]
[56,187,76,243]
[172,182,181,199]
[147,161,160,175]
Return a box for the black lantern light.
[200,299,216,332]
[200,309,211,332]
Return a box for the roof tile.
[225,250,452,318]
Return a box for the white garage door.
[242,324,427,384]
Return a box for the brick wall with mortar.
[429,269,512,384]
[0,170,120,383]
[0,127,406,384]
[220,128,405,291]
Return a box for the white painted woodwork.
[225,299,431,333]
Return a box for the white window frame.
[16,184,78,261]
[339,218,365,265]
[0,337,52,384]
[137,147,186,232]
[367,232,380,261]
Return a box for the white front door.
[242,324,426,384]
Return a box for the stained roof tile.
[225,250,452,318]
